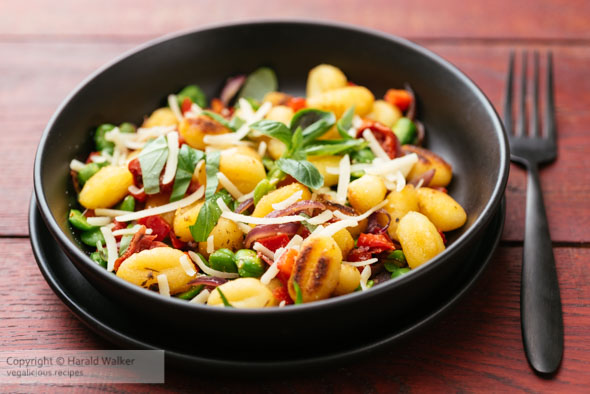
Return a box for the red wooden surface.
[1,0,589,391]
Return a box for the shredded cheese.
[237,223,252,234]
[188,251,239,279]
[86,216,112,227]
[157,274,171,297]
[260,261,280,285]
[306,210,333,225]
[316,219,358,238]
[161,131,179,185]
[203,100,271,145]
[257,140,267,157]
[343,258,379,267]
[383,170,406,192]
[333,200,387,222]
[100,226,118,272]
[190,289,210,304]
[94,208,134,217]
[128,185,144,195]
[184,103,203,119]
[168,94,183,122]
[179,254,197,277]
[286,234,304,250]
[360,266,372,290]
[237,191,254,203]
[365,154,418,177]
[279,300,286,307]
[253,242,274,259]
[216,172,243,199]
[336,154,350,204]
[363,129,390,161]
[112,225,152,236]
[116,186,204,222]
[271,190,303,211]
[206,235,215,254]
[69,159,86,172]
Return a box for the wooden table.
[1,0,589,391]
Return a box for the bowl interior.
[35,21,507,314]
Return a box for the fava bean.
[208,248,238,273]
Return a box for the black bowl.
[33,21,508,352]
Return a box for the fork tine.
[503,51,515,135]
[544,51,556,142]
[516,50,528,136]
[530,51,540,137]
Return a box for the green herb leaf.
[303,139,367,156]
[189,190,235,242]
[336,106,355,139]
[170,145,205,202]
[238,67,278,102]
[290,109,336,145]
[201,110,233,130]
[138,136,169,195]
[293,281,303,304]
[289,126,304,159]
[205,150,220,199]
[250,120,292,146]
[228,116,245,131]
[177,84,207,108]
[350,147,376,164]
[276,158,323,189]
[217,287,234,307]
[176,285,205,300]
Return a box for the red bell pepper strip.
[181,97,192,114]
[384,89,413,112]
[287,97,306,112]
[276,248,298,283]
[256,234,291,253]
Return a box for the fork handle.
[521,163,564,374]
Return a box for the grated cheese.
[190,289,210,304]
[260,260,280,285]
[336,154,350,204]
[86,216,112,227]
[69,159,86,172]
[216,172,243,199]
[363,129,390,161]
[253,242,274,259]
[237,223,252,234]
[184,103,203,119]
[203,100,271,145]
[271,190,303,211]
[188,251,239,279]
[316,219,358,238]
[206,235,215,254]
[383,170,406,192]
[343,258,379,267]
[360,266,372,290]
[91,154,108,164]
[216,197,231,213]
[306,210,333,225]
[161,131,179,185]
[286,234,303,250]
[168,94,183,122]
[100,226,118,272]
[116,186,204,222]
[157,274,171,297]
[94,208,134,217]
[279,300,286,307]
[365,154,418,177]
[128,185,144,195]
[237,191,254,203]
[179,254,197,277]
[220,210,306,226]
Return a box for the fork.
[504,50,563,375]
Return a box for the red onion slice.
[409,168,435,188]
[188,276,228,288]
[404,83,417,120]
[366,209,391,235]
[414,119,426,146]
[235,197,254,214]
[220,75,246,106]
[244,222,300,248]
[265,200,326,218]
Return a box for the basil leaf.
[303,139,367,156]
[170,145,205,202]
[139,136,169,195]
[250,120,292,147]
[337,106,355,139]
[190,199,220,242]
[238,67,278,102]
[177,84,207,108]
[205,150,220,199]
[201,110,233,130]
[189,190,235,242]
[276,158,323,190]
[290,109,336,145]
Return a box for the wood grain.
[2,42,589,241]
[1,0,590,41]
[1,239,589,391]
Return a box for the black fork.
[504,50,563,375]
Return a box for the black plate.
[30,196,504,375]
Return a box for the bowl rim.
[33,19,509,316]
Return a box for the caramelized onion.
[366,209,391,235]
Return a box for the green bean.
[208,248,237,273]
[235,249,265,278]
[68,209,96,231]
